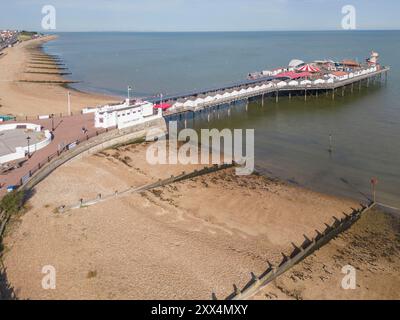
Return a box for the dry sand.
[4,142,393,300]
[1,36,398,301]
[0,36,118,116]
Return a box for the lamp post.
[51,114,55,131]
[26,136,31,158]
[128,85,133,102]
[67,91,71,116]
[370,177,378,203]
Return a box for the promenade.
[0,113,98,193]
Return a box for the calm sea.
[44,31,400,208]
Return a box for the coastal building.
[329,71,349,81]
[94,99,161,129]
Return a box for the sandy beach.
[0,36,118,117]
[2,142,398,300]
[0,35,399,301]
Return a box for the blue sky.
[1,0,399,32]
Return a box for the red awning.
[276,71,312,79]
[297,64,320,73]
[153,103,171,110]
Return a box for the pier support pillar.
[316,90,318,98]
[351,83,354,93]
[246,99,249,111]
[304,90,307,102]
[367,78,370,88]
[342,87,345,97]
[359,81,362,91]
[332,89,335,100]
[275,91,279,103]
[289,93,292,100]
[262,94,264,107]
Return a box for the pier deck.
[163,67,390,116]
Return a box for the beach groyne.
[57,163,234,213]
[218,202,376,300]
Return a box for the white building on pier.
[94,99,161,129]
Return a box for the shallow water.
[43,31,400,208]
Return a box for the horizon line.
[33,28,400,33]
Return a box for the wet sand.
[3,142,380,300]
[0,36,118,116]
[252,208,400,300]
[1,36,398,301]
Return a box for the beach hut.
[288,80,299,86]
[213,91,224,100]
[183,100,196,108]
[173,102,184,109]
[239,88,247,95]
[221,91,231,99]
[230,89,240,97]
[277,81,287,87]
[330,71,348,81]
[173,98,186,109]
[193,97,205,105]
[300,80,312,85]
[203,95,215,103]
[266,83,274,88]
[313,79,325,85]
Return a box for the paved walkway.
[0,113,109,194]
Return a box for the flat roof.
[0,129,45,157]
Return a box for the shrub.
[0,191,25,215]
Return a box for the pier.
[160,66,390,117]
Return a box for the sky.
[1,0,399,32]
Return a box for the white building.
[95,99,161,129]
[300,80,312,85]
[313,79,325,85]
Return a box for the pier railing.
[166,67,389,115]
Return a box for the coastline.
[2,141,399,300]
[0,34,398,300]
[0,35,119,117]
